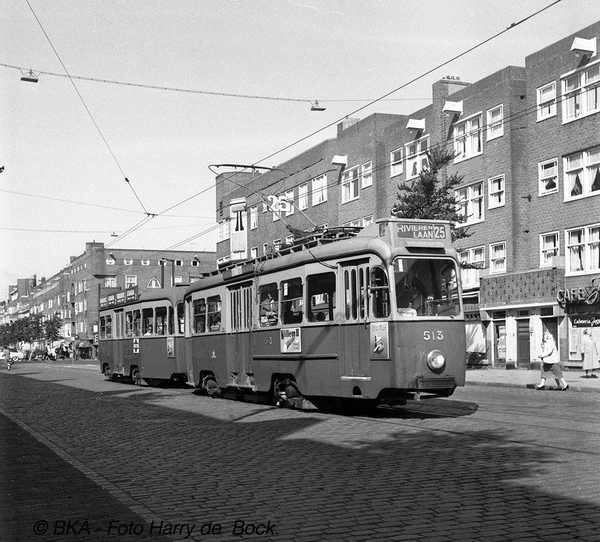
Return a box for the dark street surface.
[1,362,600,541]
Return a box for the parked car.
[0,349,25,361]
[29,349,46,360]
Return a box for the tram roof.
[99,285,185,311]
[185,218,455,296]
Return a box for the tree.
[44,314,63,343]
[391,147,470,242]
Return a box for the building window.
[272,199,281,222]
[562,63,600,122]
[390,148,403,177]
[311,174,327,205]
[250,246,258,259]
[405,137,429,180]
[490,242,506,274]
[488,175,505,208]
[453,114,482,162]
[125,275,137,288]
[217,219,230,241]
[540,232,559,268]
[148,277,161,289]
[298,183,308,210]
[104,276,117,288]
[460,247,485,290]
[362,215,373,227]
[486,104,503,140]
[262,243,268,255]
[566,224,600,274]
[106,257,116,265]
[123,258,133,265]
[537,82,557,121]
[285,190,294,216]
[141,259,150,266]
[456,182,484,225]
[539,158,558,195]
[564,146,600,200]
[250,205,258,230]
[361,161,372,188]
[341,166,360,203]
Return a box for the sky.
[1,0,599,301]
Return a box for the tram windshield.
[393,257,460,317]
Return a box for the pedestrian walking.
[535,331,569,391]
[581,329,599,378]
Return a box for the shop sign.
[557,278,600,308]
[570,315,600,327]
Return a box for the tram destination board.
[395,221,448,240]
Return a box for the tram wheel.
[275,378,302,408]
[203,378,220,397]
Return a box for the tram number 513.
[423,330,444,341]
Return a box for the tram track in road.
[349,389,600,458]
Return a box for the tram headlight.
[427,350,446,371]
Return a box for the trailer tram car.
[98,287,187,386]
[185,218,466,409]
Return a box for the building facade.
[214,21,600,368]
[2,242,216,351]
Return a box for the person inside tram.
[260,291,278,326]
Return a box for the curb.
[466,380,600,393]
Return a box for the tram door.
[340,261,371,377]
[226,283,253,382]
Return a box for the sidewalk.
[466,367,600,392]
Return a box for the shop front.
[480,268,565,369]
[558,277,600,369]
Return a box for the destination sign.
[396,222,447,240]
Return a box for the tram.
[98,286,187,386]
[184,218,466,409]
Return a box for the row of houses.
[1,242,216,350]
[214,21,600,368]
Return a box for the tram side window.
[282,278,303,324]
[155,306,167,335]
[259,283,279,327]
[370,267,390,318]
[133,310,141,336]
[207,295,222,332]
[307,272,335,322]
[193,299,206,333]
[168,305,174,335]
[142,308,154,335]
[126,310,141,336]
[177,302,185,334]
[100,315,112,339]
[114,310,122,339]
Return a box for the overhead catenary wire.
[112,0,565,256]
[24,0,151,218]
[0,61,428,105]
[13,0,564,259]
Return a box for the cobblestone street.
[2,364,600,541]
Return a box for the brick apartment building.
[215,21,600,369]
[2,242,216,351]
